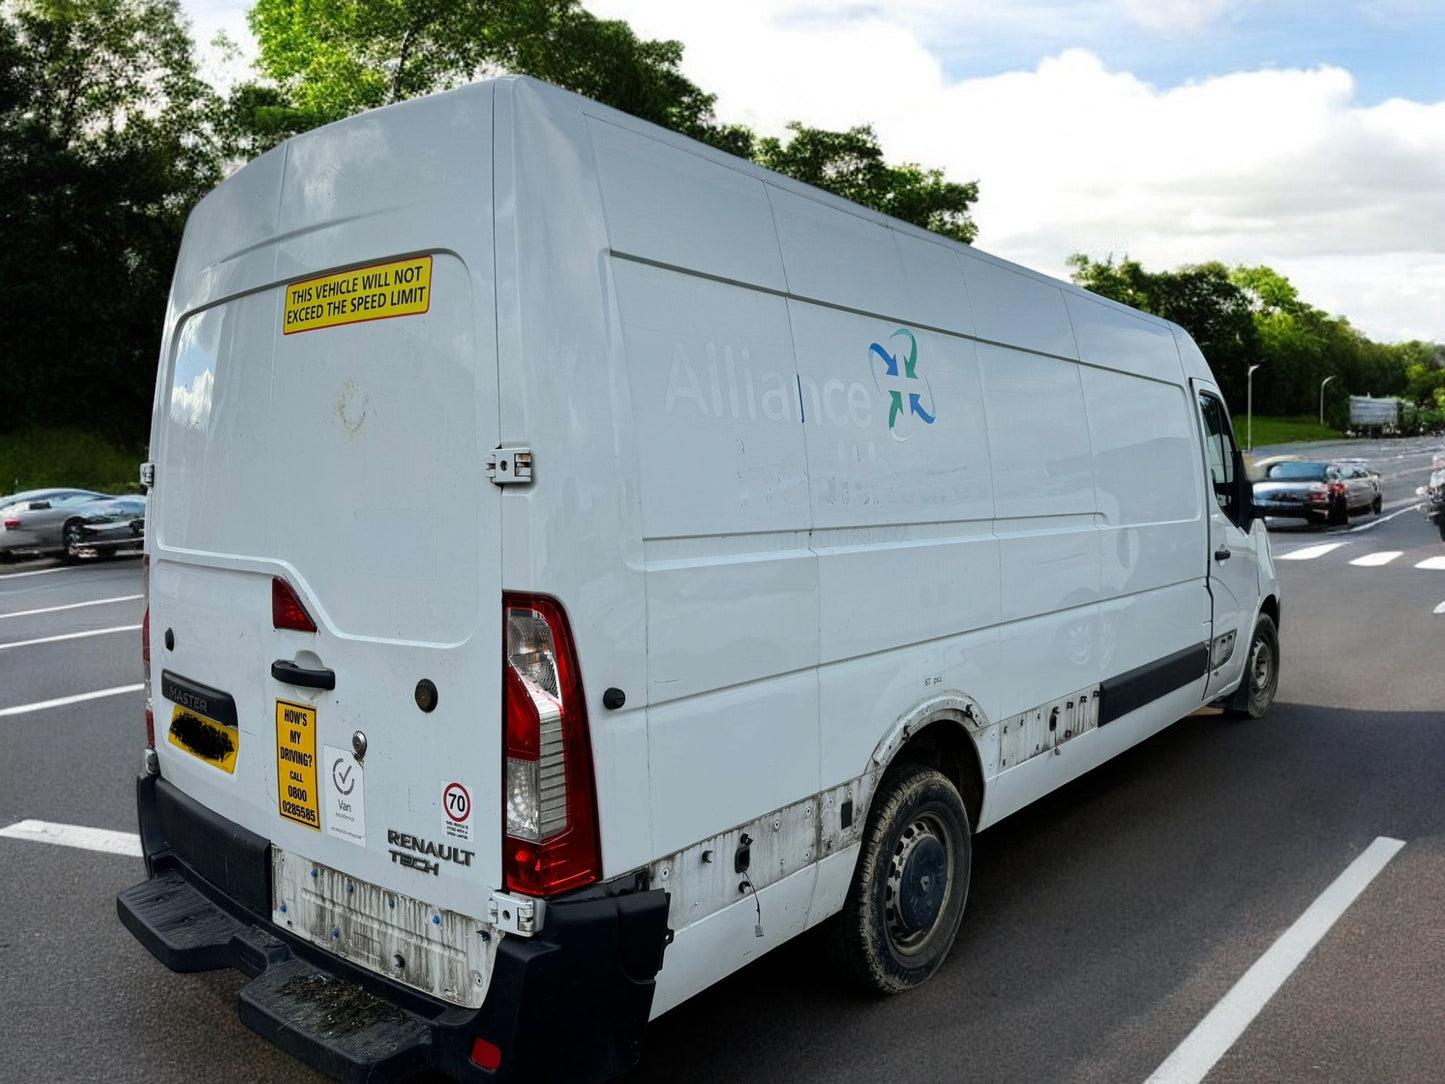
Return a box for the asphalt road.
[2,437,1443,1083]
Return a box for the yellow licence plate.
[276,700,321,830]
[167,705,239,774]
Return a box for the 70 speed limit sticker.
[443,781,472,842]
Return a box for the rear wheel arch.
[865,696,988,832]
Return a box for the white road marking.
[1276,542,1348,561]
[0,564,87,579]
[0,819,142,857]
[1144,836,1406,1084]
[0,683,143,718]
[0,623,141,651]
[1348,551,1402,567]
[1344,505,1425,533]
[1415,556,1445,570]
[1433,601,1445,615]
[0,595,142,620]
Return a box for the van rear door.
[151,229,499,1000]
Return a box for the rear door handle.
[271,659,336,690]
[1214,545,1231,562]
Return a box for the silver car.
[0,488,127,560]
[1252,459,1382,527]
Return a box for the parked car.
[1252,458,1382,526]
[0,487,136,560]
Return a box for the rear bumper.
[117,773,670,1083]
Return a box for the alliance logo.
[868,328,936,441]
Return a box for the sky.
[181,0,1445,344]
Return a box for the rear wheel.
[827,763,971,994]
[1227,614,1279,719]
[1327,497,1348,526]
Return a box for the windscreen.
[1265,462,1328,481]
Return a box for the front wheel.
[1372,494,1383,515]
[1227,614,1279,719]
[62,520,85,561]
[826,764,971,994]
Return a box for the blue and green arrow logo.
[868,328,936,440]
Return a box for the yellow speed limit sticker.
[283,255,432,334]
[276,700,321,830]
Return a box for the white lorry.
[118,76,1280,1082]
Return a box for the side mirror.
[1232,448,1255,533]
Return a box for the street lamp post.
[1247,364,1262,451]
[1320,375,1338,426]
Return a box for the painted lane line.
[1348,551,1402,567]
[0,683,143,718]
[0,594,142,620]
[0,819,142,857]
[1433,601,1445,615]
[0,623,141,651]
[1276,542,1348,561]
[1345,505,1426,533]
[1145,836,1406,1084]
[1415,556,1445,570]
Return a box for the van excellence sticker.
[283,255,432,334]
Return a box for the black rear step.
[120,773,672,1083]
[118,871,432,1083]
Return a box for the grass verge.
[0,428,144,496]
[1233,415,1338,448]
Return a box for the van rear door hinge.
[139,462,155,489]
[487,447,532,486]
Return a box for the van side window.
[1197,392,1241,524]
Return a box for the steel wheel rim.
[884,811,954,955]
[1250,634,1274,696]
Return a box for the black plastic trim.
[270,659,336,690]
[1098,644,1208,726]
[160,669,238,729]
[119,773,671,1083]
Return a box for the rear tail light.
[2,517,19,530]
[272,577,318,632]
[502,593,600,897]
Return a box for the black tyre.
[827,764,971,994]
[1372,494,1382,515]
[62,519,85,561]
[1437,520,1445,542]
[1227,614,1279,719]
[1327,497,1348,526]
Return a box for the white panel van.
[118,76,1280,1083]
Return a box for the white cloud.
[1112,0,1251,35]
[186,0,1445,342]
[170,368,214,430]
[585,1,1445,342]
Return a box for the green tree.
[228,0,749,157]
[754,122,978,243]
[1,0,219,444]
[1069,254,1258,409]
